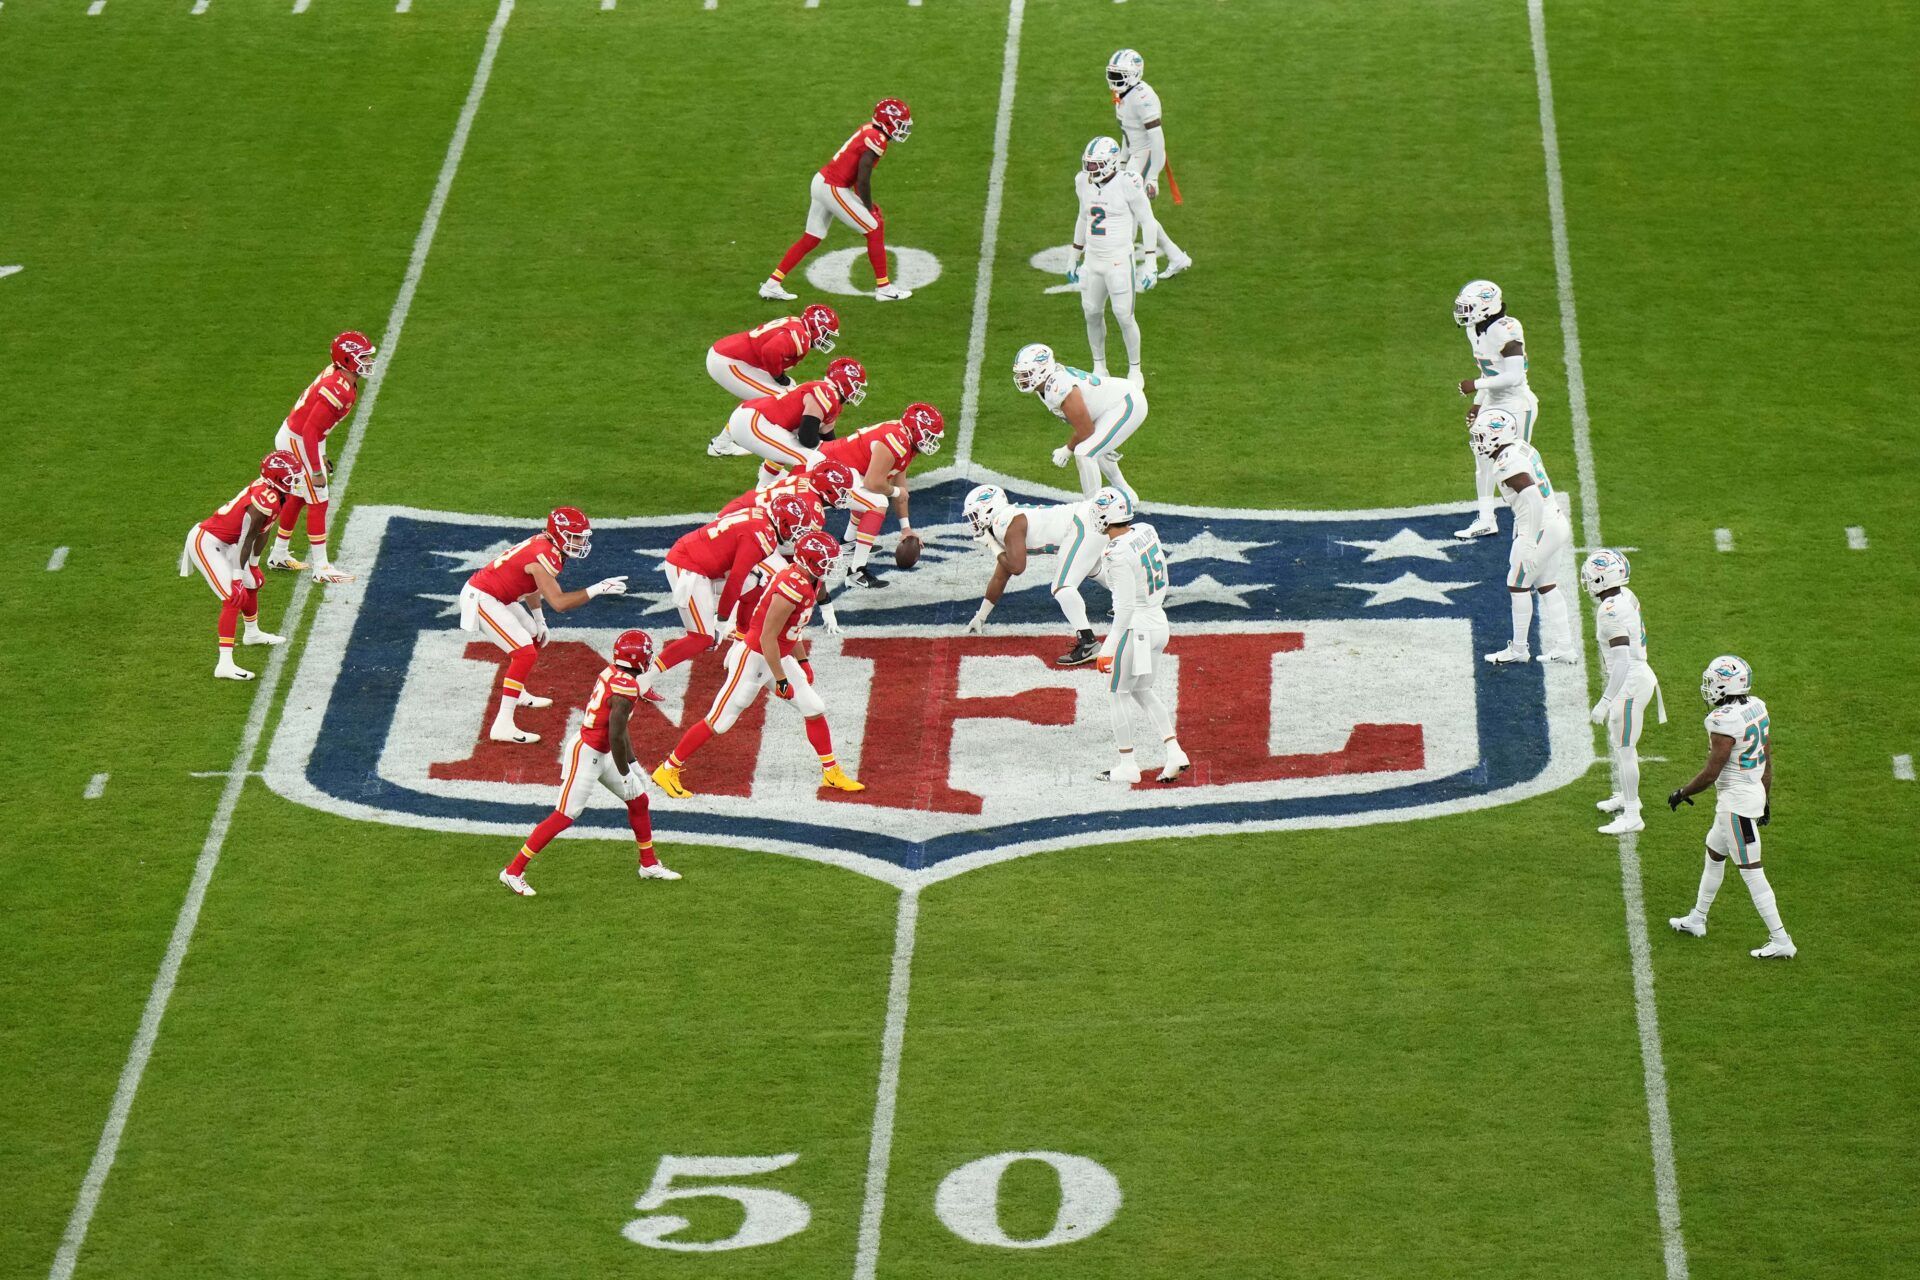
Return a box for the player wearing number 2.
[1107,49,1193,279]
[1666,656,1794,959]
[1012,343,1146,504]
[761,99,915,303]
[1068,136,1159,389]
[1582,550,1666,835]
[1091,488,1189,785]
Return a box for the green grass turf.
[3,0,1915,1277]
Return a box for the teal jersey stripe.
[1057,517,1087,590]
[1088,395,1136,455]
[1110,630,1131,691]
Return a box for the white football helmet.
[1469,407,1521,457]
[1092,486,1135,528]
[963,484,1008,541]
[1700,654,1753,705]
[1083,135,1122,184]
[1454,279,1503,327]
[1012,342,1057,394]
[1106,48,1144,93]
[1580,549,1632,598]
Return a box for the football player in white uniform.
[1091,488,1189,784]
[1012,343,1145,503]
[1453,280,1541,538]
[1582,550,1666,834]
[1068,136,1159,388]
[1472,409,1575,665]
[1666,656,1793,959]
[962,483,1108,667]
[1107,49,1193,279]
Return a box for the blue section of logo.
[305,477,1547,868]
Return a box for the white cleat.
[489,724,540,745]
[1454,517,1500,539]
[1484,644,1531,665]
[1160,253,1193,279]
[516,691,554,709]
[1537,649,1578,665]
[759,277,797,301]
[214,657,256,681]
[1751,935,1797,960]
[875,282,914,301]
[1597,795,1626,813]
[1158,742,1191,783]
[1668,912,1707,938]
[707,434,748,457]
[637,862,682,881]
[1127,367,1144,390]
[312,566,355,584]
[241,628,286,647]
[1092,363,1110,379]
[1598,812,1645,836]
[1097,760,1143,785]
[499,869,536,897]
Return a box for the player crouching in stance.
[654,496,813,680]
[1069,136,1159,388]
[704,306,841,456]
[1091,488,1189,783]
[1472,409,1575,665]
[1583,550,1666,834]
[181,450,301,680]
[761,99,915,303]
[963,483,1106,667]
[458,508,629,745]
[1452,280,1538,539]
[1012,343,1145,503]
[500,630,678,897]
[653,531,863,799]
[1666,656,1793,959]
[821,402,944,589]
[715,357,867,477]
[266,329,375,583]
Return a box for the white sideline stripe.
[851,888,922,1280]
[46,6,515,1277]
[83,773,109,800]
[1529,4,1688,1278]
[47,546,69,571]
[1895,754,1914,782]
[951,0,1027,471]
[1713,528,1733,553]
[1846,525,1868,550]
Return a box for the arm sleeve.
[798,415,822,449]
[1130,184,1160,255]
[1474,352,1527,391]
[1599,642,1633,702]
[717,543,756,621]
[1145,124,1169,184]
[1073,201,1089,251]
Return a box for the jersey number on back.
[1138,542,1167,594]
[1738,717,1771,769]
[1063,366,1102,385]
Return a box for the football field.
[5,1,1918,1277]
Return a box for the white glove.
[1590,698,1611,725]
[820,602,843,636]
[966,600,993,635]
[1051,446,1073,468]
[532,613,550,646]
[1066,258,1082,285]
[586,575,629,599]
[1136,256,1159,291]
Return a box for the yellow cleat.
[651,763,692,799]
[820,765,865,793]
[266,555,308,572]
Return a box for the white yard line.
[83,773,109,800]
[1895,754,1914,782]
[851,887,923,1280]
[1529,4,1689,1278]
[1713,528,1734,553]
[950,0,1028,471]
[46,6,515,1277]
[1845,525,1868,550]
[47,547,70,571]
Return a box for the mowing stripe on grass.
[83,773,109,800]
[47,6,515,1277]
[1895,754,1914,782]
[851,887,923,1280]
[1529,4,1689,1277]
[952,0,1028,471]
[1714,527,1734,552]
[1846,525,1868,550]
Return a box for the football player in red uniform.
[715,357,867,474]
[266,330,375,583]
[760,99,915,303]
[820,402,944,588]
[707,305,841,401]
[180,451,302,681]
[653,495,813,679]
[500,629,677,897]
[457,508,630,745]
[653,530,864,798]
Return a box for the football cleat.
[1127,367,1144,391]
[489,724,540,745]
[1538,649,1578,665]
[1160,251,1194,279]
[1453,517,1499,539]
[637,861,682,881]
[759,278,797,301]
[312,566,355,584]
[1098,760,1143,785]
[1597,795,1626,813]
[821,766,865,792]
[875,283,914,302]
[241,626,285,647]
[1484,644,1530,665]
[516,691,553,709]
[708,434,748,457]
[498,869,535,897]
[1751,936,1796,960]
[639,685,666,704]
[266,552,307,571]
[846,566,887,589]
[651,763,691,799]
[1158,743,1191,783]
[1058,636,1101,667]
[1598,812,1645,836]
[1668,913,1707,938]
[214,656,256,682]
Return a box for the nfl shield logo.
[268,470,1592,887]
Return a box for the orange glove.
[1096,655,1114,674]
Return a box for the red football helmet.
[260,449,302,494]
[902,402,945,455]
[764,494,814,547]
[873,98,913,142]
[791,529,841,579]
[805,459,859,508]
[546,506,593,559]
[611,629,654,672]
[330,330,377,377]
[801,303,840,355]
[826,356,868,408]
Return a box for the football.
[894,533,923,569]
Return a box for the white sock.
[1100,457,1134,506]
[1739,866,1786,937]
[754,463,780,491]
[1107,691,1135,753]
[309,540,329,570]
[1474,450,1497,521]
[1117,311,1141,366]
[1084,308,1107,367]
[1053,585,1090,633]
[851,539,873,570]
[1615,744,1641,814]
[1508,591,1533,649]
[1694,853,1726,917]
[1160,228,1186,261]
[493,694,520,730]
[1130,687,1175,741]
[1537,587,1571,651]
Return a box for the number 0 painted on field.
[933,1151,1123,1249]
[621,1154,811,1252]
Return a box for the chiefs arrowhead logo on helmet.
[611,629,655,672]
[801,303,840,355]
[330,329,377,377]
[764,494,814,548]
[826,356,868,408]
[806,459,859,509]
[545,506,593,559]
[260,449,303,494]
[902,402,945,455]
[791,528,841,579]
[873,98,912,142]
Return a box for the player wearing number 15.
[1012,343,1146,504]
[457,508,630,746]
[1091,488,1188,785]
[1666,656,1795,959]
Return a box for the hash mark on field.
[1713,528,1734,553]
[87,1,105,14]
[601,0,614,9]
[0,265,22,281]
[47,547,69,571]
[84,773,109,800]
[395,0,409,12]
[192,0,209,13]
[703,0,716,10]
[805,0,819,9]
[293,0,310,13]
[1846,525,1868,550]
[1895,754,1915,782]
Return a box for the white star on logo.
[1337,571,1478,607]
[1169,572,1259,610]
[416,592,464,620]
[1338,527,1458,563]
[428,541,517,575]
[1159,527,1273,565]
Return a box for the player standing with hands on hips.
[1107,49,1194,280]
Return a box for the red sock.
[626,796,658,865]
[669,720,714,768]
[305,498,330,544]
[805,715,836,770]
[502,644,538,699]
[656,633,715,673]
[218,593,241,649]
[276,496,305,543]
[506,847,533,876]
[773,233,822,280]
[865,227,890,287]
[522,810,573,857]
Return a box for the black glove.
[1667,789,1694,812]
[1758,803,1770,828]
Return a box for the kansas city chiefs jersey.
[1704,696,1770,816]
[1466,314,1532,411]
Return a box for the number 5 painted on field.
[620,1154,811,1252]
